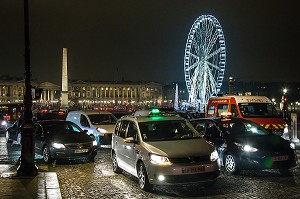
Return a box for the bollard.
[290,113,299,142]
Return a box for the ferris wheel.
[184,15,226,112]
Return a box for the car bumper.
[50,146,97,161]
[238,151,297,170]
[146,161,220,185]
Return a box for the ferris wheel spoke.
[206,47,221,60]
[205,30,219,55]
[205,61,220,70]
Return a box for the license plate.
[182,166,205,174]
[74,149,89,153]
[272,156,288,161]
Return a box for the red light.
[284,97,288,102]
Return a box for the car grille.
[64,142,92,150]
[160,170,220,183]
[169,156,210,164]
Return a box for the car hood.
[142,138,214,158]
[93,124,115,133]
[234,134,291,151]
[47,133,93,144]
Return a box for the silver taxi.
[111,109,220,191]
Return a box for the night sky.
[1,0,299,85]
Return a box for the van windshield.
[238,103,280,118]
[88,114,117,125]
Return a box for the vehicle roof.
[209,95,271,103]
[121,115,184,123]
[35,120,71,124]
[69,110,112,114]
[190,117,249,124]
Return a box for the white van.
[66,110,117,146]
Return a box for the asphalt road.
[1,134,300,199]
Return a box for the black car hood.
[46,133,93,144]
[233,134,291,151]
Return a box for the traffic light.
[32,88,43,100]
[284,97,288,103]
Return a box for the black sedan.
[190,117,297,175]
[35,120,98,163]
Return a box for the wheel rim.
[43,147,49,162]
[138,164,146,189]
[225,155,236,172]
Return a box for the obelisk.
[61,47,69,109]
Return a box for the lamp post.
[17,0,38,176]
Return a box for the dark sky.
[1,0,299,85]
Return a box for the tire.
[137,162,153,192]
[224,152,240,175]
[112,152,122,173]
[43,145,53,164]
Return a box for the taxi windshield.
[238,103,280,118]
[139,120,200,142]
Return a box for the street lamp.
[17,0,38,176]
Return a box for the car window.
[41,123,83,134]
[88,114,117,125]
[205,122,222,138]
[139,120,200,141]
[119,120,129,138]
[80,115,90,127]
[70,123,82,132]
[126,122,138,139]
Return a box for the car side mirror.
[83,129,88,134]
[124,137,135,143]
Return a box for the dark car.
[190,117,297,175]
[35,120,98,163]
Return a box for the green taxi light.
[150,108,160,115]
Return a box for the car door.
[122,121,138,172]
[80,114,94,136]
[114,120,129,169]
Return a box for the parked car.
[190,117,297,175]
[111,108,220,191]
[66,110,117,146]
[35,120,98,163]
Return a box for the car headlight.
[96,128,108,134]
[235,143,258,152]
[243,145,258,152]
[53,143,65,149]
[284,125,289,134]
[290,142,295,149]
[1,121,7,126]
[93,140,97,146]
[149,154,172,166]
[210,150,219,162]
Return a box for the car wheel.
[112,152,122,173]
[137,162,153,192]
[43,145,53,164]
[224,153,240,175]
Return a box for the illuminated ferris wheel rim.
[183,15,226,110]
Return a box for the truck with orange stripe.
[205,95,289,139]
